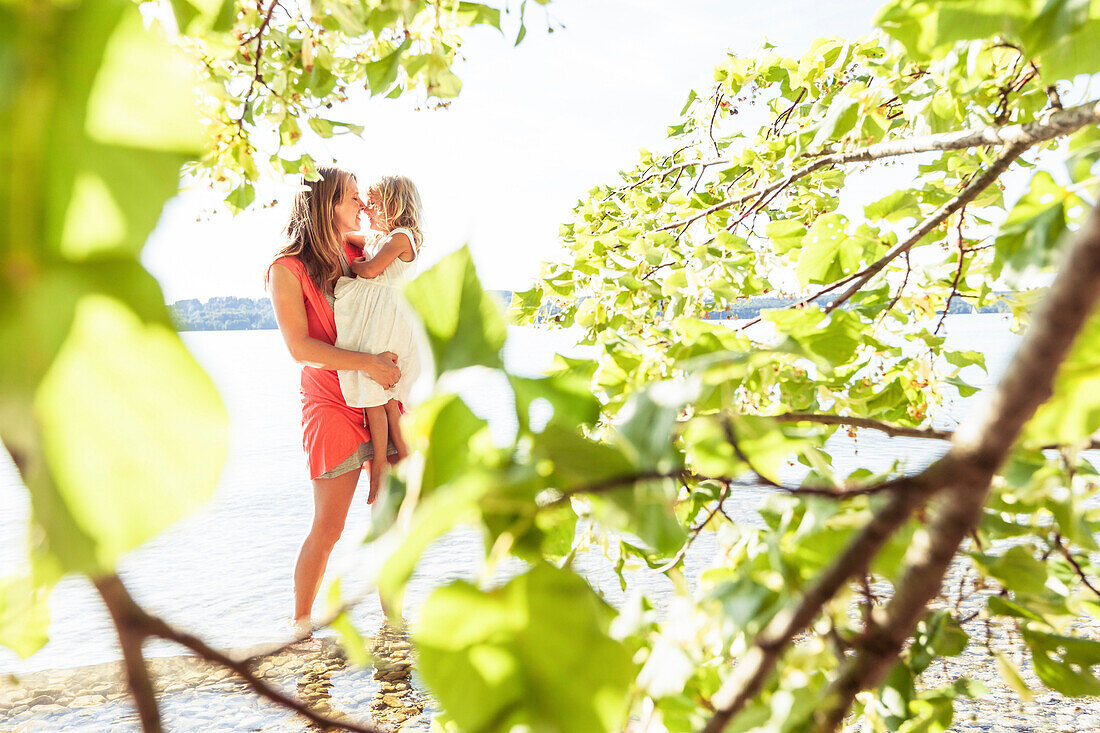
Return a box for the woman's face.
[333,182,364,235]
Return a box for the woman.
[267,164,401,638]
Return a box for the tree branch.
[772,412,953,440]
[94,575,162,733]
[95,573,385,733]
[813,192,1100,732]
[824,142,1028,314]
[141,614,385,733]
[656,100,1100,236]
[935,210,968,335]
[701,470,939,733]
[1053,533,1100,600]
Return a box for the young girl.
[333,175,423,501]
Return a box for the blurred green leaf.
[416,563,637,733]
[34,295,227,570]
[1024,628,1100,696]
[1025,304,1100,447]
[0,574,53,659]
[405,246,507,374]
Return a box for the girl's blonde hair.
[274,165,356,293]
[369,175,424,248]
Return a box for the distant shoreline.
[168,292,1010,332]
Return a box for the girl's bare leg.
[384,399,408,462]
[364,405,389,504]
[293,468,361,632]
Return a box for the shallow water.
[0,316,1017,685]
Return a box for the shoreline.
[0,631,429,732]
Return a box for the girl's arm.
[269,263,400,386]
[350,230,415,279]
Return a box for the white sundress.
[334,228,422,408]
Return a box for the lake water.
[0,315,1018,678]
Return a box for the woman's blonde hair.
[369,175,424,248]
[274,164,357,294]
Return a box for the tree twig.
[824,142,1028,314]
[772,412,952,440]
[655,480,732,573]
[659,100,1100,235]
[1053,533,1100,600]
[94,573,385,733]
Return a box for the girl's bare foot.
[367,463,386,504]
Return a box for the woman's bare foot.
[291,615,313,639]
[289,616,321,651]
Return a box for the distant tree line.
[169,291,1009,331]
[169,297,278,331]
[169,292,517,331]
[710,294,1012,319]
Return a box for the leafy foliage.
[168,0,542,209]
[6,1,1100,732]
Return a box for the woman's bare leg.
[293,468,361,630]
[364,405,388,504]
[384,399,408,462]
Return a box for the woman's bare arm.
[268,263,400,386]
[350,231,415,279]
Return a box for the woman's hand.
[362,351,400,389]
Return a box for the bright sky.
[144,0,887,302]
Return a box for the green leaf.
[405,246,507,374]
[225,181,255,212]
[510,371,600,435]
[992,172,1077,282]
[909,610,969,674]
[33,295,227,570]
[1025,304,1100,447]
[210,0,237,32]
[416,563,637,733]
[415,393,490,494]
[326,581,371,666]
[365,39,411,96]
[593,477,687,557]
[1023,628,1100,696]
[766,219,807,254]
[537,424,635,490]
[85,8,202,153]
[377,478,486,612]
[615,380,696,471]
[865,190,921,222]
[996,653,1034,701]
[972,545,1048,597]
[0,574,53,659]
[456,2,502,30]
[808,94,859,151]
[363,474,407,543]
[168,0,202,33]
[796,214,859,285]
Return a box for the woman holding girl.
[267,165,400,637]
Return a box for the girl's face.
[333,182,364,235]
[364,189,386,232]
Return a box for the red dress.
[270,242,374,479]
